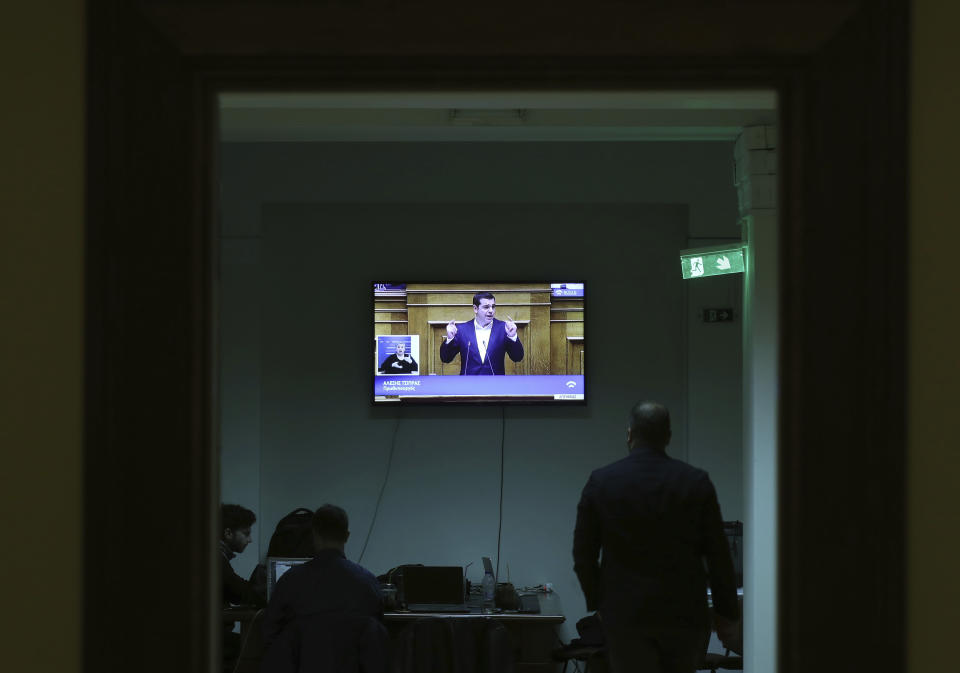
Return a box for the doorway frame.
[85,2,908,672]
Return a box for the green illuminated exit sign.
[679,244,745,280]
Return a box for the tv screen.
[373,283,585,404]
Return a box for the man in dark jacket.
[573,401,740,673]
[220,503,267,608]
[261,504,387,673]
[220,503,266,672]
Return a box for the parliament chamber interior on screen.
[375,284,584,377]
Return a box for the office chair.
[699,595,742,671]
[552,643,606,673]
[553,612,606,673]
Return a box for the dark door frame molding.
[85,2,907,671]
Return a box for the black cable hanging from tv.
[495,405,505,582]
[357,411,402,564]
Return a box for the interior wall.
[219,140,743,639]
[909,2,960,671]
[742,212,778,673]
[4,3,84,673]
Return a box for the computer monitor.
[266,556,311,600]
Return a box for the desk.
[385,609,564,623]
[223,604,568,672]
[385,606,565,673]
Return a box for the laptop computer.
[402,565,470,613]
[266,556,311,601]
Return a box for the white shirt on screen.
[474,319,492,362]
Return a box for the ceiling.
[219,90,778,142]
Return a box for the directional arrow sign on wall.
[679,244,746,280]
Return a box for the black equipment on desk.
[494,582,520,610]
[517,593,541,614]
[378,563,421,606]
[400,565,469,613]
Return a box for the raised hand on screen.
[504,315,518,339]
[446,319,458,340]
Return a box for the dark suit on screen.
[573,446,739,673]
[439,318,524,375]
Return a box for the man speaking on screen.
[440,291,524,375]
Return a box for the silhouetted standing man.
[573,401,740,673]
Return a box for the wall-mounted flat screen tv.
[373,282,585,404]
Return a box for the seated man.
[220,503,266,608]
[262,505,386,671]
[220,504,266,673]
